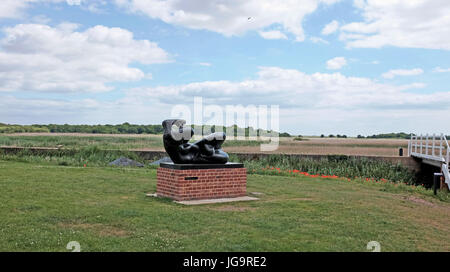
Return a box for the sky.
[1,0,450,136]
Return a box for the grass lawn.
[0,160,449,252]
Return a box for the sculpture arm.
[178,143,199,155]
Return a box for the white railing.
[409,133,449,163]
[409,133,450,186]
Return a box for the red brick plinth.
[157,163,247,201]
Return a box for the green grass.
[0,146,146,167]
[0,160,449,252]
[232,154,420,185]
[0,135,267,150]
[0,135,163,150]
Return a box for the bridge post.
[408,138,411,156]
[420,134,423,154]
[440,133,443,158]
[434,173,442,195]
[415,135,418,153]
[432,133,435,157]
[425,134,429,155]
[447,149,449,169]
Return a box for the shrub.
[229,154,419,185]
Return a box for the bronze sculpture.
[162,119,229,164]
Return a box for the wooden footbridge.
[408,134,450,188]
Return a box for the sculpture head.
[162,119,193,145]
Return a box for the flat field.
[0,133,408,156]
[0,161,449,251]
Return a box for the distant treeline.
[0,123,291,137]
[320,134,348,138]
[0,123,164,134]
[319,132,448,139]
[357,133,413,139]
[359,133,450,139]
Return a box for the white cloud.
[0,1,72,19]
[340,0,450,50]
[321,20,339,35]
[125,66,436,111]
[0,23,171,93]
[198,62,212,67]
[66,0,82,5]
[2,67,448,134]
[115,0,340,41]
[0,0,107,19]
[84,1,108,13]
[0,0,34,18]
[382,68,423,79]
[326,57,347,70]
[258,30,288,40]
[433,67,450,73]
[0,95,167,125]
[30,14,52,24]
[310,36,329,44]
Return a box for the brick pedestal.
[157,162,247,201]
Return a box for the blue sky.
[1,0,450,136]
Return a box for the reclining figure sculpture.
[162,119,229,164]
